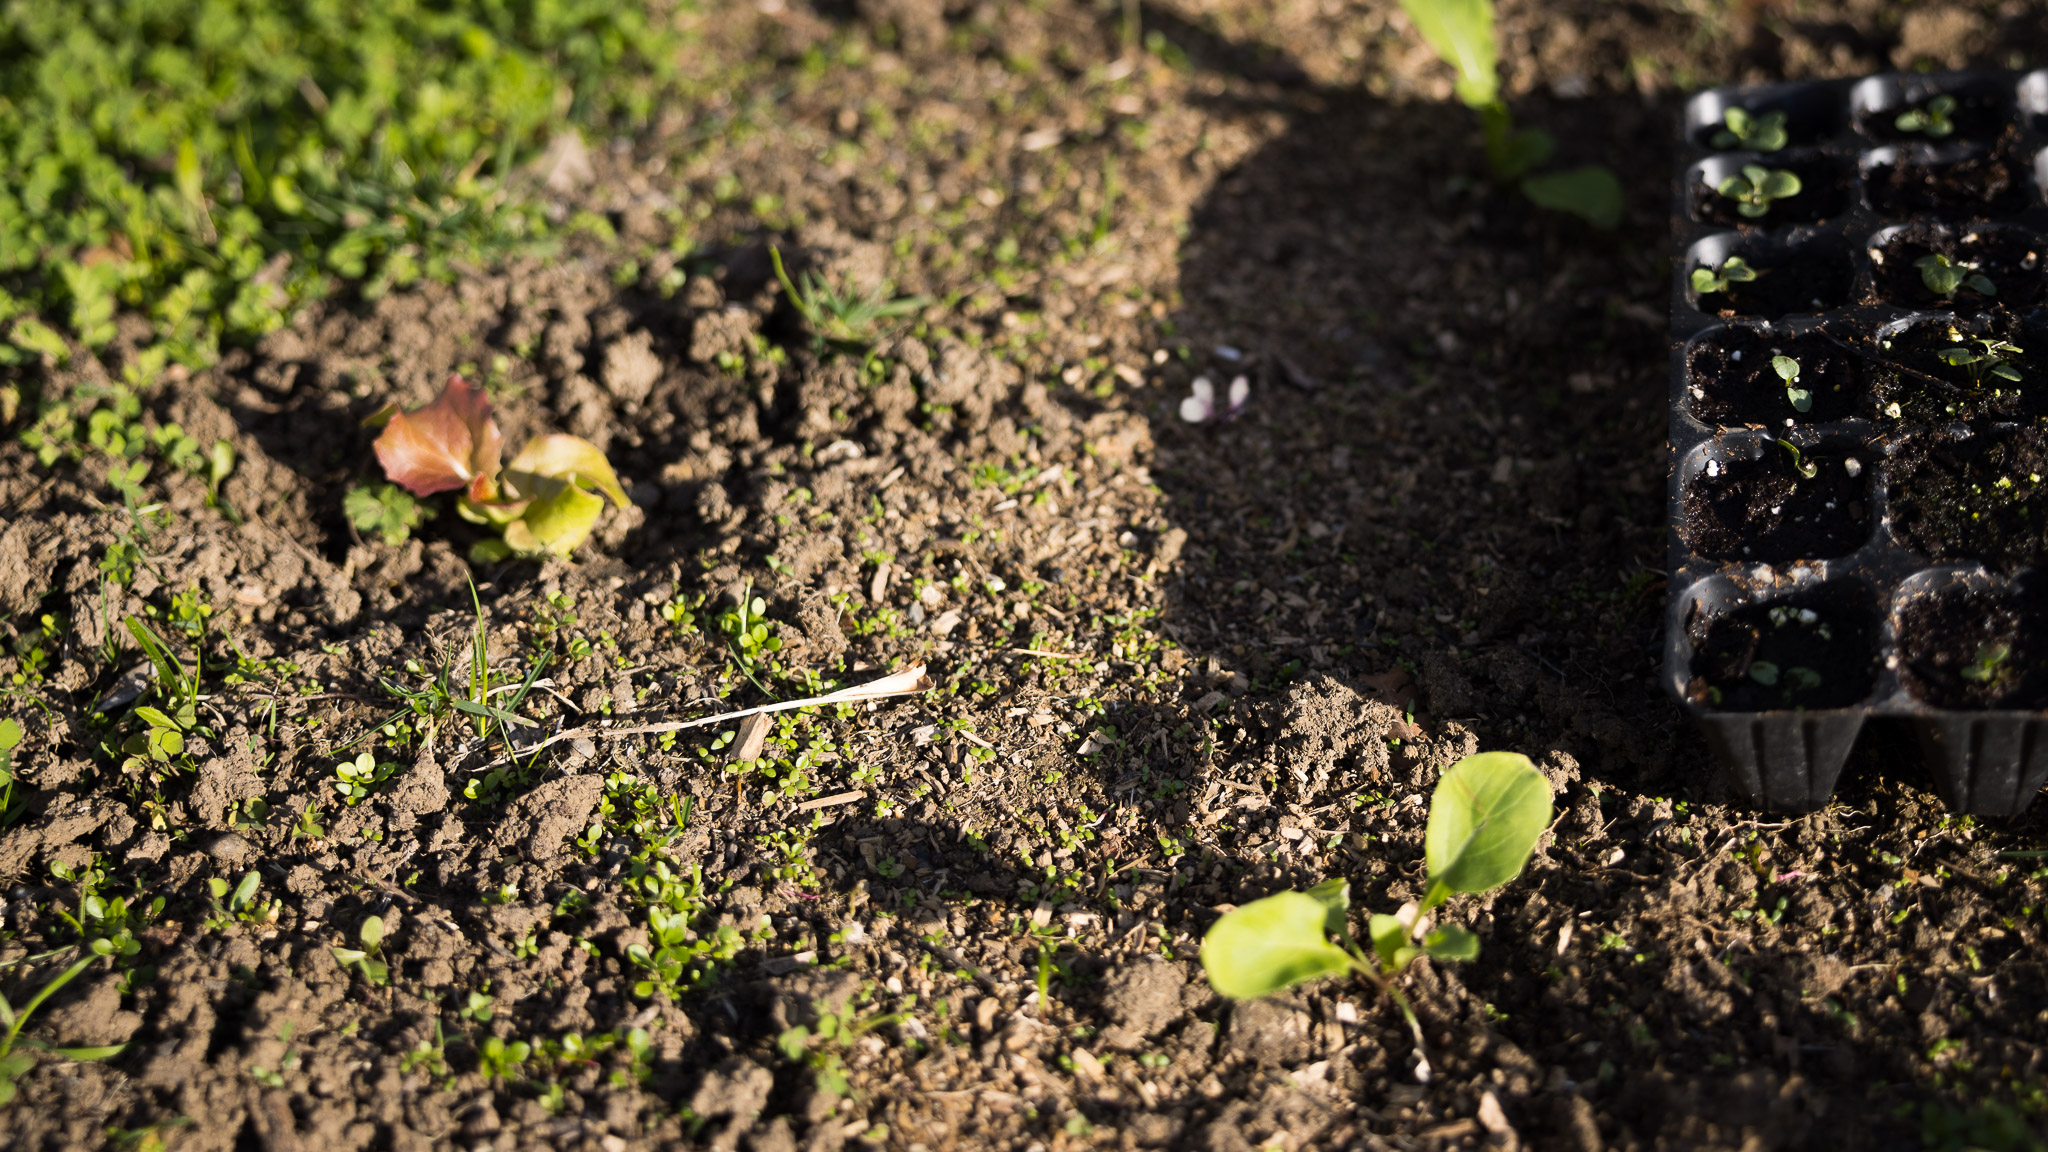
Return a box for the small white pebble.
[1844,457,1862,477]
[1731,350,1744,362]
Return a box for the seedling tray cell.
[1667,70,2048,816]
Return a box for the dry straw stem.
[501,664,933,761]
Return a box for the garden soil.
[6,3,2048,1151]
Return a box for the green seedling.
[1716,164,1801,218]
[1774,438,1819,479]
[344,483,428,546]
[0,718,23,828]
[477,1036,531,1081]
[332,752,401,806]
[1772,355,1811,413]
[1746,661,1822,692]
[0,951,128,1106]
[1916,254,1994,299]
[1960,642,2012,685]
[1712,107,1789,152]
[1200,752,1551,1080]
[776,1002,905,1101]
[370,375,629,562]
[1938,334,2023,384]
[718,583,782,679]
[1393,0,1620,228]
[331,915,390,987]
[1691,256,1759,297]
[205,872,281,930]
[1895,94,1957,138]
[769,246,928,348]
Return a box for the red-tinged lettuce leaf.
[504,434,629,507]
[372,376,504,497]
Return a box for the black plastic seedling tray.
[1667,70,2048,817]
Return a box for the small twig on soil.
[1009,648,1083,659]
[478,664,933,765]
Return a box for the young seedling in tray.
[1772,355,1811,413]
[1711,107,1788,152]
[1200,752,1551,1081]
[1895,94,1958,138]
[1916,253,1995,300]
[1691,255,1758,297]
[1717,164,1802,219]
[1938,334,2024,385]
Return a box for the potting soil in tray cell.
[1894,573,2048,709]
[1865,221,2045,312]
[1687,234,1854,319]
[1868,314,2048,425]
[1681,437,1872,562]
[1689,151,1850,227]
[1685,323,1866,426]
[1684,582,1881,712]
[1860,140,2038,217]
[1670,69,2048,817]
[1851,73,2015,143]
[1888,426,2048,570]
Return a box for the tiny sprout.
[1180,374,1248,424]
[1960,642,2012,685]
[1748,660,1780,686]
[1895,94,1957,138]
[1937,336,2023,384]
[1774,438,1818,479]
[1691,256,1759,298]
[1712,107,1789,152]
[1772,355,1811,413]
[1716,164,1801,219]
[1916,254,1994,299]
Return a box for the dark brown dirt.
[4,4,2048,1152]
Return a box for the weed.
[1199,753,1551,1081]
[0,950,128,1105]
[623,861,741,1001]
[331,915,390,988]
[332,752,402,806]
[0,718,24,827]
[769,246,927,348]
[776,1002,904,1100]
[718,584,782,679]
[204,873,281,931]
[344,483,428,546]
[477,1036,531,1081]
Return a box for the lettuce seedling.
[1938,335,2024,384]
[1896,94,1957,138]
[1200,752,1551,1079]
[1916,254,1994,300]
[1717,165,1801,218]
[1691,255,1758,297]
[1774,438,1819,479]
[1712,107,1788,152]
[1772,355,1811,413]
[371,376,629,560]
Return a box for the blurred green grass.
[0,0,689,370]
